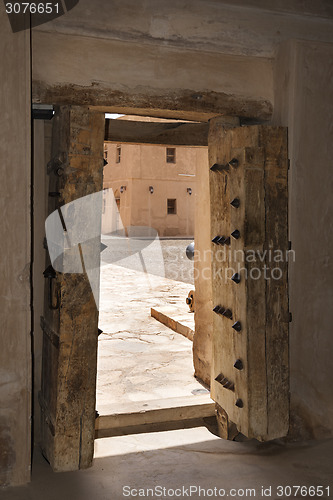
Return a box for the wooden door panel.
[209,123,289,441]
[40,106,104,471]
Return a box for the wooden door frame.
[38,95,276,470]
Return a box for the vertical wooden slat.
[209,124,289,441]
[40,106,104,471]
[262,127,289,439]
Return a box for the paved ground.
[101,235,194,284]
[97,238,200,411]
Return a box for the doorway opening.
[95,113,213,437]
[38,106,289,471]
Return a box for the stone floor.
[2,242,333,498]
[100,235,195,284]
[97,253,201,412]
[2,431,332,500]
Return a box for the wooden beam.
[151,307,194,341]
[95,418,215,438]
[95,395,215,438]
[105,119,208,146]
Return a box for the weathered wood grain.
[40,106,104,471]
[209,123,289,441]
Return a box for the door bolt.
[232,321,242,332]
[234,359,243,370]
[213,305,225,315]
[231,229,241,240]
[228,158,239,168]
[221,236,231,245]
[210,158,238,173]
[231,273,241,284]
[212,236,230,246]
[210,163,229,173]
[212,235,221,245]
[230,198,240,208]
[215,373,235,392]
[222,308,233,320]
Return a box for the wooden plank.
[261,126,289,439]
[209,123,289,441]
[40,106,68,465]
[95,418,214,439]
[33,80,272,123]
[209,119,239,433]
[40,316,59,349]
[40,106,105,472]
[96,395,215,438]
[105,119,208,146]
[151,307,194,341]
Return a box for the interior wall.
[0,12,31,486]
[273,40,333,438]
[34,0,333,58]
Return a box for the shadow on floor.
[1,427,332,500]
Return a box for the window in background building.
[167,199,177,215]
[104,148,108,160]
[116,145,121,163]
[166,147,176,163]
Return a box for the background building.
[102,117,207,237]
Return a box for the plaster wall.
[273,40,333,438]
[0,11,31,486]
[31,1,333,122]
[35,0,333,58]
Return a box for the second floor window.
[167,199,177,215]
[166,147,176,163]
[116,145,121,163]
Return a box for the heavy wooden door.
[40,106,105,471]
[209,121,289,441]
